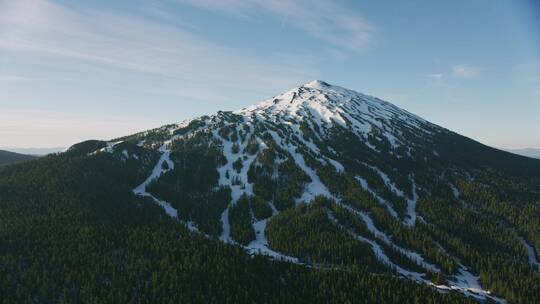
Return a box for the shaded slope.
[0,144,473,304]
[0,149,37,166]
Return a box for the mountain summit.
[237,80,435,155]
[3,81,540,302]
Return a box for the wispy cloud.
[177,0,375,52]
[427,73,443,80]
[452,64,478,79]
[0,0,316,97]
[0,0,322,147]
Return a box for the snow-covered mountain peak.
[237,80,357,116]
[302,79,330,89]
[233,80,436,151]
[86,81,527,303]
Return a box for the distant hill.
[0,150,38,166]
[0,147,65,156]
[506,148,540,159]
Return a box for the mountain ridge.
[505,148,540,159]
[2,81,540,303]
[0,149,38,166]
[79,80,539,302]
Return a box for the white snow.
[133,147,177,218]
[286,122,344,172]
[246,219,299,263]
[362,163,419,226]
[102,141,123,153]
[338,202,392,244]
[87,140,123,156]
[448,182,476,209]
[328,208,504,301]
[404,177,418,227]
[449,183,460,199]
[267,130,332,203]
[214,124,260,243]
[355,176,398,218]
[328,159,345,172]
[186,221,199,232]
[327,211,425,281]
[363,163,406,197]
[267,201,279,215]
[335,201,439,273]
[219,207,231,242]
[520,237,540,271]
[443,264,506,303]
[235,80,434,155]
[132,144,205,234]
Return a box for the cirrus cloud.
[177,0,375,52]
[0,0,318,98]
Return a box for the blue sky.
[1,0,539,149]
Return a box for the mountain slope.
[1,81,540,303]
[506,148,540,159]
[0,149,37,166]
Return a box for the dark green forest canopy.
[0,151,474,304]
[2,126,540,303]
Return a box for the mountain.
[1,81,540,303]
[0,147,66,156]
[0,149,37,166]
[505,148,540,159]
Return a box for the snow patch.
[335,202,439,273]
[246,219,299,263]
[404,176,418,227]
[133,147,177,218]
[355,176,398,218]
[214,124,260,243]
[444,264,506,303]
[520,237,540,271]
[268,130,332,203]
[327,211,425,281]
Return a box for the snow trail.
[267,130,332,203]
[133,147,177,218]
[132,144,200,232]
[335,202,439,273]
[362,163,419,226]
[328,208,504,302]
[327,211,425,281]
[404,176,418,227]
[355,176,399,219]
[443,265,506,303]
[214,124,259,243]
[246,219,299,263]
[520,237,540,271]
